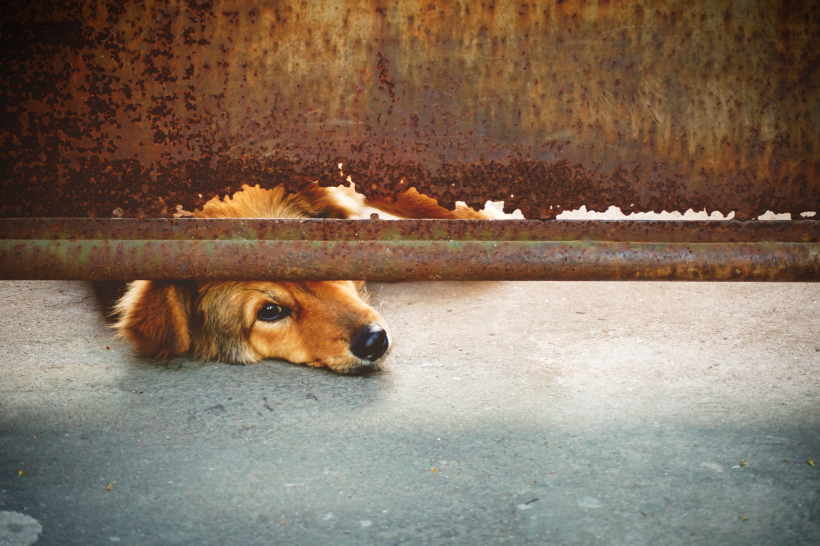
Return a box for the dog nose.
[349,324,389,362]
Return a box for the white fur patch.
[325,185,401,220]
[328,184,523,220]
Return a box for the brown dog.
[113,183,490,374]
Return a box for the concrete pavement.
[1,280,819,545]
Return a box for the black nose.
[349,325,389,362]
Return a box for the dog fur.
[113,183,489,374]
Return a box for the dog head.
[114,279,389,374]
[113,183,401,373]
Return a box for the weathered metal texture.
[1,219,819,281]
[2,239,818,282]
[1,0,818,220]
[2,218,820,243]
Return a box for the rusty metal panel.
[1,219,819,281]
[1,0,818,220]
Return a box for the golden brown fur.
[113,183,488,374]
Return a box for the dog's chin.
[324,357,384,376]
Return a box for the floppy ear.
[114,281,195,359]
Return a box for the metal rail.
[2,219,818,282]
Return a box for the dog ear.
[114,281,195,359]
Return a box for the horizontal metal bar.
[2,239,818,282]
[2,219,819,243]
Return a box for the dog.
[113,183,495,374]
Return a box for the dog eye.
[257,303,290,322]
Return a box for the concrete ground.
[0,280,818,545]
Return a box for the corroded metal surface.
[1,219,819,281]
[1,239,818,282]
[2,218,820,243]
[0,240,820,282]
[1,0,818,220]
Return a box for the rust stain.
[0,0,818,219]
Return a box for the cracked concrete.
[1,280,819,545]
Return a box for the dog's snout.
[349,324,389,362]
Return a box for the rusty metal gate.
[1,0,819,281]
